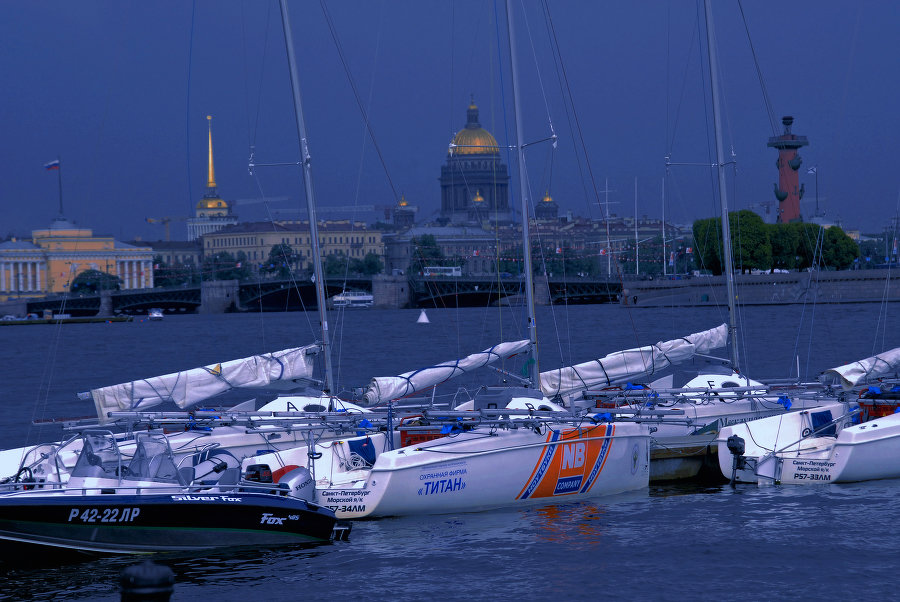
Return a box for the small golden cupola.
[450,96,499,156]
[473,189,485,203]
[196,115,230,216]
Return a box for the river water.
[1,302,898,600]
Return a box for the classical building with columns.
[0,216,154,301]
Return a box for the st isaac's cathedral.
[439,99,512,225]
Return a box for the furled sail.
[89,344,320,422]
[820,347,900,390]
[363,340,531,405]
[539,323,728,398]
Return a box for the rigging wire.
[318,0,400,204]
[736,0,778,137]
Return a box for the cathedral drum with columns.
[440,99,512,224]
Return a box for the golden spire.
[542,190,553,202]
[207,115,216,189]
[473,189,484,203]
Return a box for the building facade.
[0,216,154,301]
[201,220,383,272]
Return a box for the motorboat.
[0,431,343,554]
[330,290,373,309]
[148,308,164,321]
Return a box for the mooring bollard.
[120,559,174,601]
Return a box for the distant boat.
[417,309,429,324]
[330,290,373,309]
[148,308,164,321]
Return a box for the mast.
[703,0,740,370]
[505,0,539,388]
[279,0,335,394]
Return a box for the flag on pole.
[44,159,60,170]
[807,166,817,175]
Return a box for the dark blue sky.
[2,1,897,241]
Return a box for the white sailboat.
[717,347,900,485]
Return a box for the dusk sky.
[2,1,897,242]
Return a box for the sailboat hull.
[316,423,649,518]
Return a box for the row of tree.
[693,210,859,274]
[153,244,384,287]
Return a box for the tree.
[794,223,826,270]
[152,255,199,287]
[70,269,121,294]
[692,217,724,274]
[822,226,860,269]
[201,252,252,281]
[768,224,801,271]
[409,235,445,275]
[354,252,384,275]
[730,210,771,272]
[691,211,772,274]
[320,252,342,276]
[261,244,301,278]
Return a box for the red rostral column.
[767,116,809,223]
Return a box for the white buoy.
[417,309,430,324]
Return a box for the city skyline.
[2,1,897,242]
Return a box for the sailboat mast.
[279,0,335,394]
[505,0,539,388]
[703,0,740,371]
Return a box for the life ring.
[801,427,812,438]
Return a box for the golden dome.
[196,197,229,210]
[450,99,499,156]
[473,189,485,203]
[542,191,553,203]
[398,194,408,207]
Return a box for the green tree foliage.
[822,226,860,269]
[70,269,121,294]
[201,252,252,281]
[152,255,199,287]
[356,252,384,275]
[731,211,772,272]
[769,224,801,271]
[261,244,301,278]
[693,213,860,274]
[409,235,445,275]
[692,217,724,274]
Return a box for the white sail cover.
[363,340,531,405]
[820,347,900,390]
[91,344,320,422]
[539,323,728,398]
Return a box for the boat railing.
[756,407,861,466]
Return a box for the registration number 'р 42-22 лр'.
[67,507,141,523]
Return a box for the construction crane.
[146,217,188,241]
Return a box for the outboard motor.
[726,434,747,488]
[277,466,316,502]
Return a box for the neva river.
[1,302,898,600]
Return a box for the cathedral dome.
[450,100,499,156]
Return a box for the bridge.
[18,275,622,315]
[412,276,622,307]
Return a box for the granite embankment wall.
[621,270,900,307]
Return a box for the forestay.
[820,347,900,390]
[363,340,531,405]
[539,323,728,398]
[89,344,320,422]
